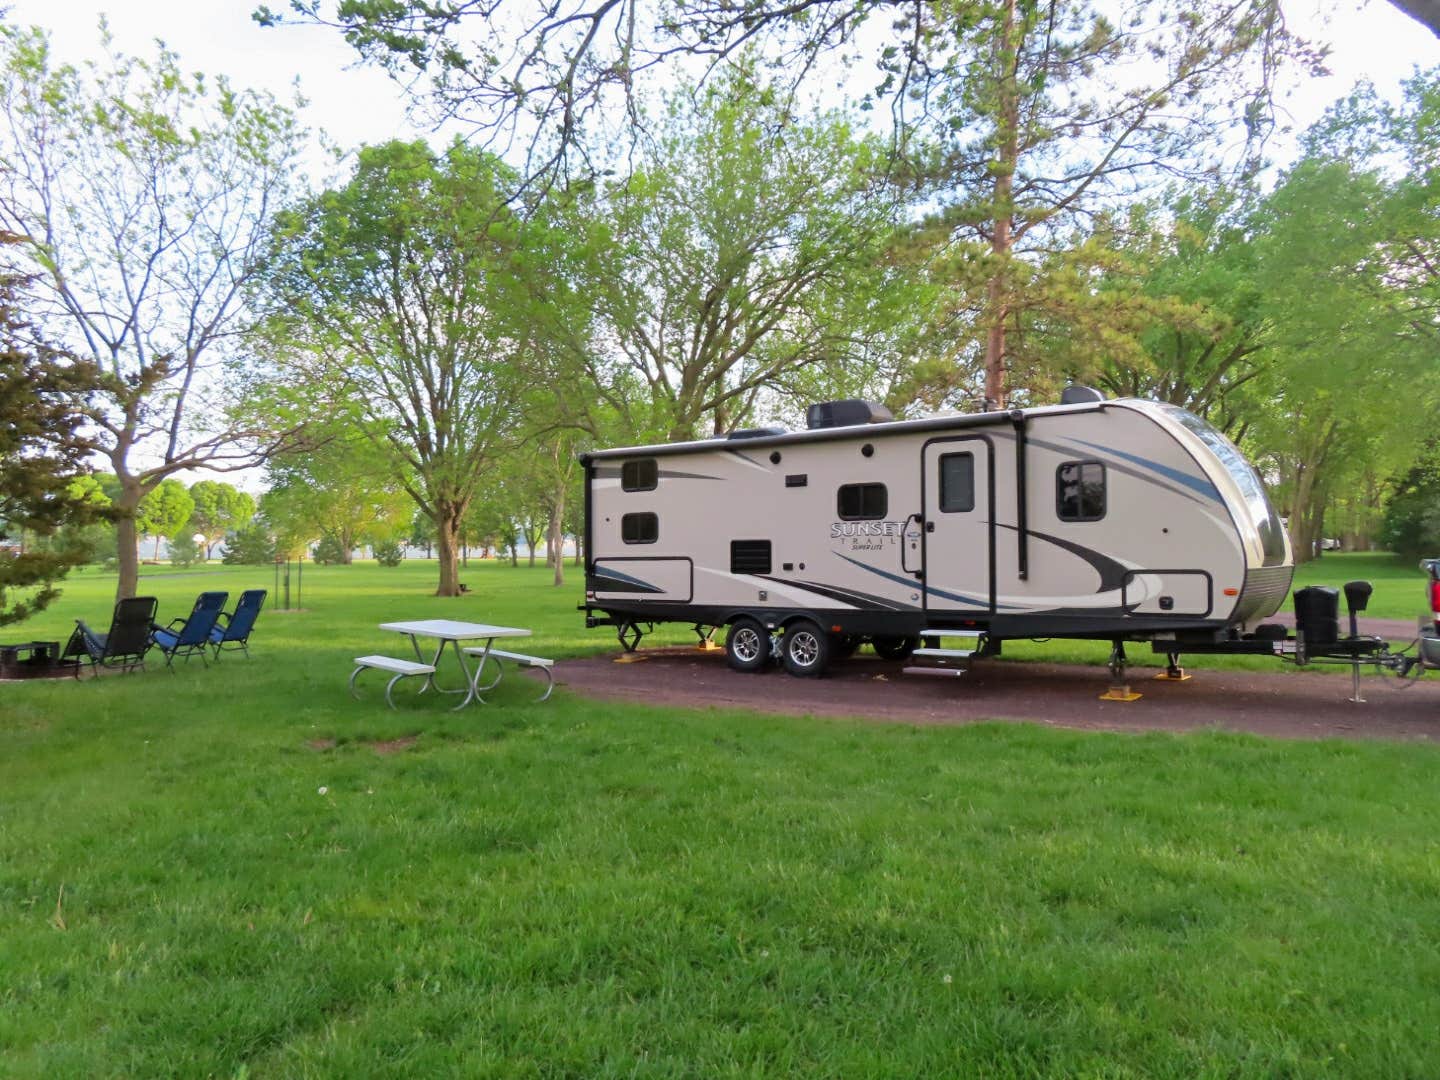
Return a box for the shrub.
[373,540,404,566]
[168,533,200,568]
[223,524,277,565]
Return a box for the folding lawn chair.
[151,591,228,669]
[209,589,266,659]
[63,596,158,675]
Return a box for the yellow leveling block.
[1099,684,1143,702]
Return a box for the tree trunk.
[982,0,1019,411]
[435,510,462,597]
[114,484,143,600]
[341,528,354,565]
[549,489,565,587]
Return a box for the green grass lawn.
[4,559,1440,1076]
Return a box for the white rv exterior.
[581,397,1294,671]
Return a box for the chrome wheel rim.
[790,631,820,668]
[733,627,763,663]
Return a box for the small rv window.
[621,459,658,491]
[837,483,887,521]
[939,453,975,513]
[1057,461,1105,522]
[731,540,772,575]
[621,512,658,544]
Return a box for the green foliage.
[262,430,411,564]
[167,532,200,568]
[136,479,195,558]
[0,267,100,625]
[188,480,256,558]
[1381,447,1440,559]
[222,523,277,566]
[596,63,900,439]
[310,534,349,566]
[372,539,404,566]
[258,139,549,595]
[0,24,305,596]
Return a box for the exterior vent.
[727,426,786,440]
[805,399,894,430]
[1059,384,1105,405]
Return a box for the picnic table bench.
[464,646,556,701]
[349,654,437,708]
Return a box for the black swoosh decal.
[991,523,1130,592]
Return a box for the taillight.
[1430,580,1440,632]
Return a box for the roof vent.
[805,399,894,430]
[1059,384,1105,405]
[727,426,786,440]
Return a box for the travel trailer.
[580,389,1302,680]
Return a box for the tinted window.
[1057,461,1105,522]
[939,453,975,513]
[730,540,772,574]
[1156,404,1288,566]
[621,512,658,544]
[621,459,658,492]
[837,483,887,520]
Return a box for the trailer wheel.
[872,635,919,661]
[725,617,771,673]
[781,620,831,678]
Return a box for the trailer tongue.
[1152,576,1425,702]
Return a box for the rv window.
[621,512,658,544]
[837,483,887,520]
[621,459,658,492]
[939,453,975,513]
[731,540,772,575]
[1056,461,1105,522]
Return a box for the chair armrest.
[164,617,187,631]
[214,611,232,629]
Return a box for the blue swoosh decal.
[592,565,663,593]
[1070,439,1221,503]
[833,551,1010,609]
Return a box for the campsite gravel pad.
[556,646,1440,741]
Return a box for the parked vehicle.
[1419,558,1440,670]
[581,388,1295,679]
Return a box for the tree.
[0,271,99,625]
[593,67,898,440]
[0,26,305,599]
[222,522,277,566]
[188,481,256,560]
[136,479,195,562]
[259,140,550,596]
[262,431,411,564]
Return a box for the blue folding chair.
[151,592,228,669]
[209,589,266,659]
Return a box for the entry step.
[902,666,968,678]
[920,628,984,638]
[912,647,975,660]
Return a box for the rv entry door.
[921,438,994,614]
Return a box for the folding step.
[919,628,984,639]
[912,647,975,660]
[902,666,968,678]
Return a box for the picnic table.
[375,619,531,709]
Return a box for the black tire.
[725,617,771,673]
[872,635,919,661]
[781,619,831,678]
[830,633,861,660]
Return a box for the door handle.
[901,513,924,577]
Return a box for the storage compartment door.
[591,558,693,603]
[1123,570,1212,616]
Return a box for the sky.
[8,0,1440,180]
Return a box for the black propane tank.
[1293,585,1340,646]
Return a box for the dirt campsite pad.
[556,645,1440,741]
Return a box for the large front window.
[1159,405,1288,566]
